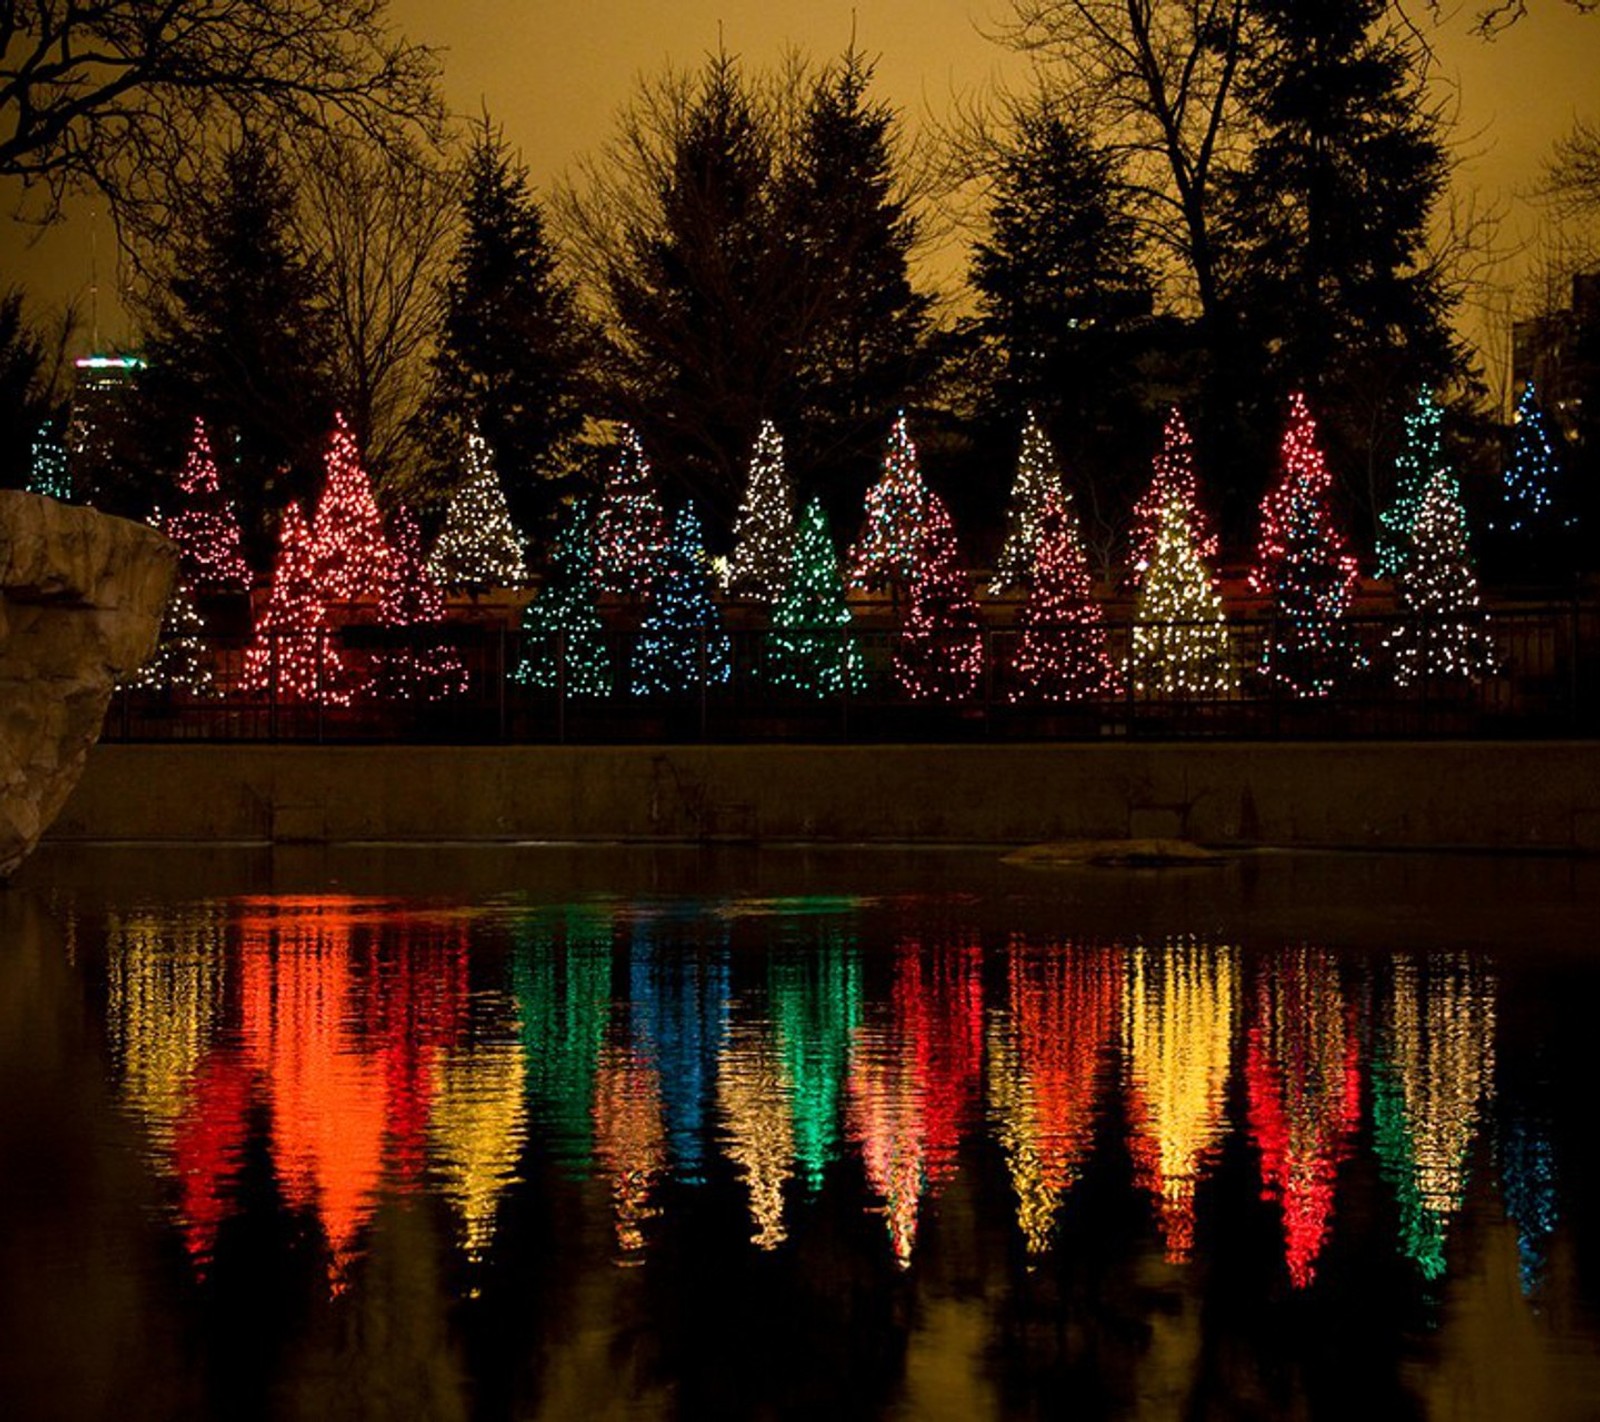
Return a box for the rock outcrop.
[0,491,175,879]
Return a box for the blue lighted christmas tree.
[1377,392,1449,578]
[1500,380,1570,538]
[630,502,731,695]
[515,499,611,696]
[766,498,864,697]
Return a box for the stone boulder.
[0,492,175,879]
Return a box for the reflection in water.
[988,938,1120,1255]
[1124,939,1238,1263]
[718,1017,794,1249]
[1244,946,1361,1288]
[429,1035,527,1264]
[593,1039,667,1259]
[1372,955,1497,1281]
[771,930,860,1193]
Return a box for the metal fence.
[105,603,1600,744]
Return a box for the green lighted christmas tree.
[123,581,216,695]
[1377,392,1448,578]
[426,428,529,590]
[595,425,667,596]
[630,502,731,695]
[989,410,1066,595]
[1008,489,1120,702]
[26,425,70,501]
[1500,380,1570,537]
[310,413,393,604]
[894,494,984,701]
[1129,408,1218,584]
[515,499,611,697]
[847,412,930,592]
[1127,496,1236,697]
[766,498,864,697]
[1384,468,1496,685]
[725,420,796,603]
[1251,394,1364,697]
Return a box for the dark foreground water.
[4,846,1600,1421]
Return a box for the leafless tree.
[1544,116,1600,218]
[0,0,442,231]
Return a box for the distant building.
[66,354,145,509]
[1512,272,1599,447]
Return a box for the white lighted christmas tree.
[989,411,1066,595]
[725,420,796,603]
[241,503,352,703]
[630,502,732,695]
[1377,393,1448,578]
[123,581,216,695]
[848,412,931,592]
[162,419,252,593]
[1127,496,1237,697]
[426,429,529,590]
[310,414,393,604]
[1130,408,1218,583]
[378,504,468,701]
[1384,469,1497,685]
[594,425,667,596]
[767,498,864,697]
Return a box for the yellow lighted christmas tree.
[1127,497,1237,697]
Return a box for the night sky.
[2,0,1597,387]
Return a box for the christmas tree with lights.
[725,420,796,603]
[848,412,931,592]
[1501,380,1570,537]
[376,504,468,701]
[989,411,1066,595]
[123,582,216,695]
[515,499,612,696]
[241,503,351,702]
[26,426,70,501]
[426,429,529,590]
[1252,394,1364,697]
[161,419,252,593]
[894,494,984,701]
[1127,496,1236,697]
[1377,392,1448,578]
[1129,408,1218,583]
[309,414,393,604]
[1384,468,1496,685]
[766,497,864,697]
[594,425,667,596]
[1008,489,1120,702]
[630,502,731,695]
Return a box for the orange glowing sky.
[3,0,1598,385]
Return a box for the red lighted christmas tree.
[1009,490,1121,702]
[848,412,931,593]
[377,504,468,701]
[594,425,667,596]
[893,494,984,702]
[310,414,393,604]
[1129,408,1218,583]
[240,503,351,703]
[162,419,251,592]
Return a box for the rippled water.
[3,847,1600,1420]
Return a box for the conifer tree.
[847,412,930,592]
[1501,380,1570,537]
[1384,469,1496,685]
[1129,409,1218,583]
[428,119,591,539]
[240,503,350,703]
[989,411,1067,595]
[1009,490,1120,702]
[123,581,216,695]
[594,425,668,596]
[630,503,732,695]
[1378,392,1449,577]
[894,495,984,702]
[1252,395,1364,696]
[426,429,529,590]
[515,499,612,697]
[724,420,796,603]
[1127,497,1236,697]
[377,504,467,702]
[161,419,252,592]
[767,498,864,697]
[310,413,393,603]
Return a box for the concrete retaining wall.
[44,741,1600,852]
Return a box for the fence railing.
[106,603,1600,743]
